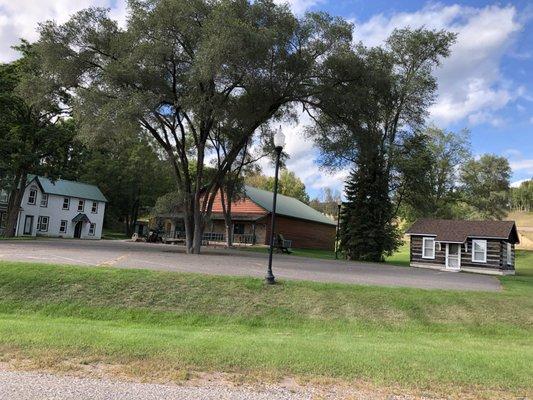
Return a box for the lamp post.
[266,126,285,285]
[335,202,341,260]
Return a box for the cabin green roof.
[244,185,335,226]
[28,175,107,203]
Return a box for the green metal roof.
[28,175,107,202]
[244,185,336,226]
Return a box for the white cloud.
[511,179,530,188]
[353,4,523,127]
[257,115,347,197]
[274,0,324,15]
[510,159,533,174]
[0,0,127,62]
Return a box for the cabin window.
[88,223,96,236]
[40,193,48,207]
[59,220,68,234]
[91,201,98,214]
[28,188,37,205]
[506,242,513,266]
[472,239,487,263]
[62,197,70,210]
[78,200,85,212]
[37,216,49,232]
[422,237,435,259]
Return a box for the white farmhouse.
[4,175,107,239]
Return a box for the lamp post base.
[265,274,276,284]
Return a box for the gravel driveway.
[0,239,501,291]
[0,369,423,400]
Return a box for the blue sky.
[0,0,531,199]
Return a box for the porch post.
[252,222,256,245]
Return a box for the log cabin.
[406,219,519,275]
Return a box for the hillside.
[508,211,533,249]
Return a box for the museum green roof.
[244,185,335,226]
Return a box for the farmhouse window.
[472,240,487,263]
[37,216,49,232]
[59,220,68,234]
[78,200,85,212]
[91,201,98,214]
[88,223,96,236]
[28,188,37,205]
[422,237,435,259]
[62,198,70,210]
[40,194,48,207]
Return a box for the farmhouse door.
[23,215,34,235]
[74,221,83,238]
[446,243,461,270]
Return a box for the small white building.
[8,176,107,239]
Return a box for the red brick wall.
[263,215,336,250]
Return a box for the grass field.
[0,251,531,398]
[240,243,411,267]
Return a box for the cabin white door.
[446,243,461,270]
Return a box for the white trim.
[471,239,487,263]
[422,237,435,259]
[445,243,461,270]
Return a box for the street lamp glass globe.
[273,128,285,149]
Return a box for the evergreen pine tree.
[340,157,401,261]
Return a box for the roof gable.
[244,185,336,226]
[27,175,107,203]
[406,219,519,244]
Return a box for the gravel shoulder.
[0,368,430,400]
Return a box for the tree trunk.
[191,205,204,254]
[220,188,233,248]
[3,171,26,238]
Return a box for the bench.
[274,233,292,254]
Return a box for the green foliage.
[509,180,533,212]
[309,187,342,217]
[397,127,471,222]
[245,169,310,204]
[70,134,174,234]
[340,168,402,261]
[309,28,456,260]
[0,42,76,236]
[33,0,352,252]
[459,154,511,220]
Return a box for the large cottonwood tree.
[32,0,351,253]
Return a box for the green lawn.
[239,243,411,266]
[0,252,531,397]
[101,229,130,240]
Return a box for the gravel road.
[0,239,501,291]
[0,369,423,400]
